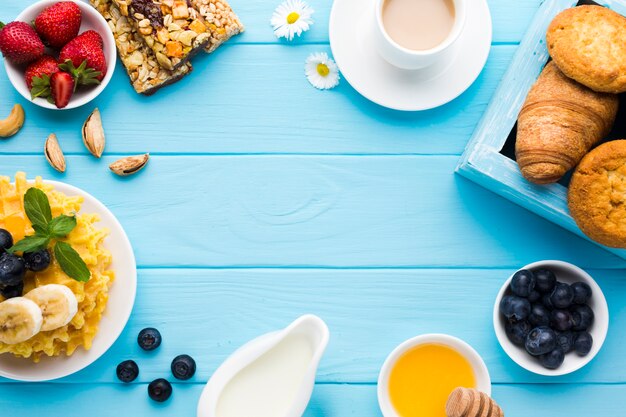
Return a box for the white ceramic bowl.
[378,334,491,417]
[493,260,609,376]
[4,0,116,110]
[0,181,136,381]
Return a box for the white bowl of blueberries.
[493,260,609,376]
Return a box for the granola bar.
[190,0,244,53]
[91,0,192,95]
[111,0,212,70]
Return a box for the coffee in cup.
[373,0,466,70]
[382,0,456,51]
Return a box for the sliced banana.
[0,297,43,344]
[24,284,78,332]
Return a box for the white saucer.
[0,181,137,381]
[329,0,493,111]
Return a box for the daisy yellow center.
[316,63,330,77]
[286,12,300,24]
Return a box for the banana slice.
[0,297,43,344]
[24,284,78,332]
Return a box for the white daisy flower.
[305,52,340,90]
[271,0,314,41]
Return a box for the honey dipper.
[446,387,504,417]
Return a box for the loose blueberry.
[534,269,557,293]
[550,283,574,309]
[0,281,24,299]
[556,331,576,353]
[116,360,139,383]
[571,304,594,331]
[171,354,196,380]
[0,252,26,288]
[574,332,593,356]
[571,282,592,305]
[525,326,557,356]
[23,249,51,272]
[550,309,573,332]
[138,328,162,351]
[529,304,550,327]
[505,321,533,346]
[540,348,565,370]
[500,295,531,322]
[510,270,535,297]
[0,229,13,252]
[528,290,541,303]
[148,378,172,402]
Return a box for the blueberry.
[500,296,531,322]
[571,282,592,305]
[0,229,13,252]
[540,348,565,370]
[148,378,172,402]
[0,282,23,299]
[534,269,557,293]
[529,304,550,327]
[550,283,574,309]
[541,293,554,310]
[528,290,541,303]
[550,309,573,332]
[171,354,196,380]
[138,328,162,351]
[571,304,594,331]
[0,252,25,288]
[23,249,51,272]
[505,321,532,346]
[574,331,593,356]
[116,360,139,383]
[525,326,557,356]
[556,331,576,353]
[510,270,535,297]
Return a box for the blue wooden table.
[1,0,626,415]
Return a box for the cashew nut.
[0,104,25,138]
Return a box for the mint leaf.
[33,224,48,235]
[24,188,52,230]
[48,215,77,238]
[8,235,50,254]
[54,241,90,282]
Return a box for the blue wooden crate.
[456,0,626,261]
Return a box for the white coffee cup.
[373,0,467,70]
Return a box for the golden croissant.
[516,62,619,184]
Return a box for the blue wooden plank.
[0,268,621,385]
[0,44,515,156]
[0,383,624,416]
[0,0,542,44]
[0,155,621,268]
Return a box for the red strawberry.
[59,34,107,83]
[76,30,104,49]
[0,21,45,64]
[25,55,60,99]
[50,71,74,109]
[34,1,81,48]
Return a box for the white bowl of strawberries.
[0,0,116,110]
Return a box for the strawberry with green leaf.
[25,55,59,99]
[59,31,107,86]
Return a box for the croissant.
[516,62,619,184]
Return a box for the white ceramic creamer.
[197,315,330,417]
